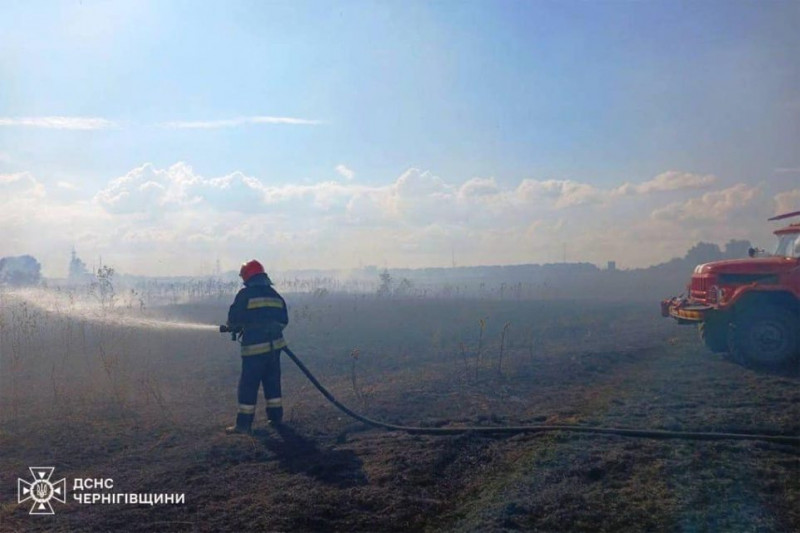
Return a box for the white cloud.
[158,116,323,129]
[651,184,760,222]
[0,116,324,130]
[394,168,451,197]
[335,164,355,181]
[345,189,391,225]
[774,189,800,215]
[614,171,716,195]
[514,179,604,208]
[56,181,79,190]
[260,180,368,211]
[94,162,197,214]
[0,116,116,130]
[458,177,500,199]
[94,163,375,216]
[0,172,46,198]
[5,162,795,276]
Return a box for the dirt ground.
[0,296,798,532]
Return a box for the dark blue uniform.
[227,272,289,429]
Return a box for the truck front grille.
[690,276,708,301]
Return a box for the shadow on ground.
[255,424,368,487]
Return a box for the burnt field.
[1,291,798,532]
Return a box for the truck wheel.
[729,306,799,368]
[699,321,728,353]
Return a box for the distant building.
[68,248,91,283]
[607,261,616,271]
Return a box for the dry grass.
[1,290,798,532]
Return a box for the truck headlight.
[708,285,718,303]
[717,286,727,304]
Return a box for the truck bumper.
[660,297,714,324]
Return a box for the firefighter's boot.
[266,398,283,426]
[225,413,253,435]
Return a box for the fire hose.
[220,326,800,445]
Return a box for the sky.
[1,0,798,277]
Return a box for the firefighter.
[225,259,289,434]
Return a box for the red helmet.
[239,259,265,282]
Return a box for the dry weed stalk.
[475,318,486,380]
[350,348,366,407]
[459,341,469,380]
[498,321,511,375]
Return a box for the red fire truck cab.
[661,211,800,368]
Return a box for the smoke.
[3,288,218,332]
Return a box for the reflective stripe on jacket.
[240,338,288,356]
[227,273,289,356]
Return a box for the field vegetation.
[0,283,798,531]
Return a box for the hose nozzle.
[219,325,242,341]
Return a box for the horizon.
[24,235,763,282]
[2,1,798,277]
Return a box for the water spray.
[3,288,219,332]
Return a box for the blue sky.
[1,1,798,276]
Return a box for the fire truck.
[661,211,800,368]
